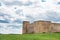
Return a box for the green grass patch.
[0,33,60,40]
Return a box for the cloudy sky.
[0,0,60,34]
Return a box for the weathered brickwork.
[23,20,60,34]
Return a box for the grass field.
[0,33,60,40]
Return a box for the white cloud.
[0,23,22,34]
[0,0,60,34]
[0,2,28,22]
[3,0,14,2]
[1,0,60,21]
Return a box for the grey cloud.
[3,1,34,6]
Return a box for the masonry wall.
[33,21,51,33]
[26,23,34,33]
[23,20,60,34]
[51,23,60,32]
[23,21,30,34]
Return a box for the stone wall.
[33,20,51,33]
[23,21,30,34]
[51,23,60,32]
[23,20,60,34]
[26,23,34,33]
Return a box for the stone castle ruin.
[23,20,60,34]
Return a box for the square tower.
[23,21,30,34]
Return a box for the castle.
[23,20,60,34]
